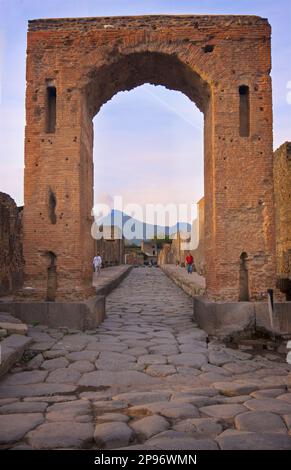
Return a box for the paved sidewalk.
[161,264,205,297]
[93,265,131,295]
[0,267,291,449]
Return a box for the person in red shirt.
[185,252,194,274]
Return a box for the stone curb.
[160,265,205,297]
[0,335,33,378]
[95,266,133,296]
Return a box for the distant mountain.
[96,210,192,246]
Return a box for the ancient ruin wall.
[274,142,291,298]
[24,15,276,300]
[193,197,205,275]
[0,193,24,296]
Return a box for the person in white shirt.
[93,253,102,276]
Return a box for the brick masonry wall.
[95,238,125,267]
[124,253,144,266]
[274,142,291,281]
[0,193,24,296]
[28,15,270,32]
[23,15,276,300]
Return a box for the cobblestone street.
[1,267,291,450]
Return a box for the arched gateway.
[23,15,276,301]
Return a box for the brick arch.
[23,15,276,301]
[82,51,211,117]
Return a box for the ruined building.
[140,241,158,264]
[0,193,24,296]
[124,252,144,266]
[95,226,125,267]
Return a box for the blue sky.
[0,1,290,221]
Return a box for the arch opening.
[84,52,211,119]
[92,83,204,223]
[80,50,212,287]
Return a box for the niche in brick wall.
[48,189,57,224]
[239,85,250,137]
[46,80,56,133]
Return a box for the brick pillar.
[23,60,95,300]
[205,76,276,300]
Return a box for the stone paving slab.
[0,401,48,414]
[0,370,48,386]
[0,383,78,398]
[0,413,44,444]
[112,391,171,406]
[200,404,247,419]
[244,398,291,414]
[131,415,170,439]
[94,422,133,449]
[147,430,218,450]
[234,411,287,433]
[79,370,159,388]
[216,429,291,450]
[173,417,222,437]
[27,422,94,449]
[129,401,200,419]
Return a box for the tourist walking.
[185,252,194,274]
[93,253,102,276]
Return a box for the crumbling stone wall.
[274,142,291,299]
[157,243,172,265]
[124,253,144,266]
[0,193,24,296]
[23,15,276,300]
[95,226,124,267]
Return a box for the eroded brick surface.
[274,142,291,300]
[0,193,24,296]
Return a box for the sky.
[0,0,290,223]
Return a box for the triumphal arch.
[23,15,276,301]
